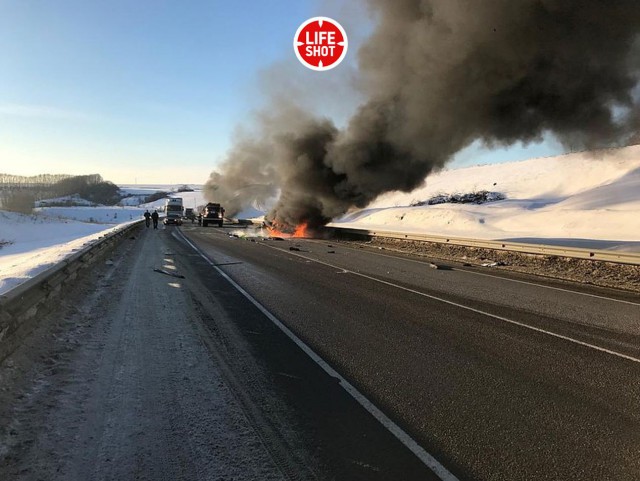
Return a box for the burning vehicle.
[263,219,309,238]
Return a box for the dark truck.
[183,207,196,223]
[198,203,225,227]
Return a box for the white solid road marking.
[452,267,640,306]
[262,242,640,365]
[323,240,640,307]
[176,230,460,481]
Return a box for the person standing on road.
[143,210,151,228]
[151,210,159,229]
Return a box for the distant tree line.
[0,173,121,213]
[143,191,171,203]
[0,173,72,189]
[50,174,120,204]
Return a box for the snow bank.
[333,145,640,250]
[0,210,138,295]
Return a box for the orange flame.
[293,223,308,238]
[266,226,286,237]
[266,222,309,238]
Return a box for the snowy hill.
[332,145,640,250]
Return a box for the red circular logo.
[294,17,348,71]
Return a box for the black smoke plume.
[205,0,640,229]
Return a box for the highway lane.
[0,225,443,481]
[294,238,640,361]
[179,224,640,481]
[166,227,448,480]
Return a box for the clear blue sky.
[0,0,561,185]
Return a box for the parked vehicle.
[199,203,224,227]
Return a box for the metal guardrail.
[0,221,142,362]
[329,227,640,266]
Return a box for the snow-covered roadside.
[0,210,141,295]
[0,187,257,296]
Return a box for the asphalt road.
[0,224,443,481]
[2,223,638,481]
[177,224,640,481]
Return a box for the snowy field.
[1,145,640,295]
[0,209,141,295]
[332,145,640,251]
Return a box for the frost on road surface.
[0,227,287,480]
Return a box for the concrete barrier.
[0,221,142,362]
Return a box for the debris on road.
[358,236,640,292]
[153,268,185,279]
[481,261,506,267]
